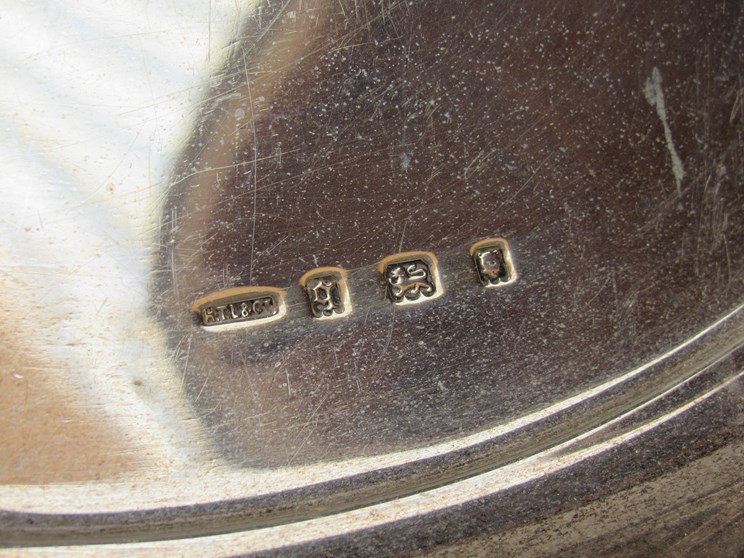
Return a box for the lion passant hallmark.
[192,238,515,329]
[378,251,442,305]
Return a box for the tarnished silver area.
[1,0,743,556]
[471,238,516,288]
[299,267,351,319]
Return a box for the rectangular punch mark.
[192,287,286,329]
[470,238,516,288]
[378,251,443,305]
[300,267,352,319]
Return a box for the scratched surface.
[1,0,744,553]
[160,0,744,465]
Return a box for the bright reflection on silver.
[1,0,743,555]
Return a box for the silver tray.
[1,1,743,555]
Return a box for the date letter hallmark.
[378,252,443,305]
[299,267,351,319]
[470,238,516,287]
[192,287,286,330]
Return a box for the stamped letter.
[470,238,516,287]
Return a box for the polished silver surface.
[1,0,743,556]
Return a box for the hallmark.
[192,287,286,329]
[470,238,516,287]
[300,267,351,319]
[378,251,442,305]
[191,239,516,330]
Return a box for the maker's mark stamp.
[378,251,442,305]
[470,238,516,287]
[192,287,286,329]
[300,267,351,319]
